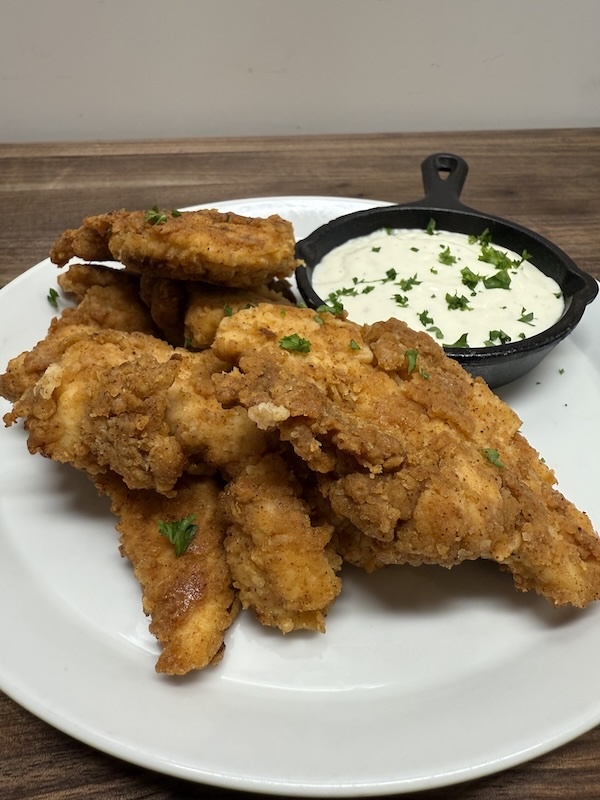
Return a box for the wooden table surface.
[1,129,599,799]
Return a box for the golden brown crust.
[96,473,239,675]
[220,452,342,633]
[50,209,300,288]
[213,304,600,608]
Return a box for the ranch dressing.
[312,225,564,348]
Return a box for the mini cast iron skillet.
[295,153,598,388]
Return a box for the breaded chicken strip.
[50,208,300,288]
[96,472,239,674]
[212,304,600,608]
[0,264,155,405]
[220,452,342,633]
[184,281,293,350]
[5,329,270,493]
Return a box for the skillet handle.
[418,153,470,209]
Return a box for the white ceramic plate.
[1,197,599,797]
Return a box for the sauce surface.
[312,226,564,348]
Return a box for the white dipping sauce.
[312,226,564,348]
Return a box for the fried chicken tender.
[220,452,342,633]
[184,281,293,350]
[50,208,300,288]
[5,329,270,493]
[96,472,239,674]
[0,264,155,405]
[212,304,600,608]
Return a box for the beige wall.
[2,0,599,142]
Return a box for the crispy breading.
[213,304,600,608]
[6,329,271,493]
[0,264,155,405]
[220,452,342,633]
[50,208,300,288]
[184,281,292,350]
[96,472,239,675]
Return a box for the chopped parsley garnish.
[144,206,169,225]
[478,243,515,271]
[394,294,409,307]
[426,218,437,235]
[279,333,311,353]
[223,303,233,317]
[460,266,482,291]
[405,348,429,379]
[319,297,345,315]
[518,307,535,326]
[484,329,511,346]
[313,314,324,325]
[145,207,182,225]
[47,287,59,309]
[468,228,492,246]
[410,246,420,252]
[427,325,444,339]
[157,515,197,556]
[445,292,472,311]
[395,274,421,292]
[482,269,512,290]
[418,310,434,326]
[371,246,381,253]
[438,246,457,265]
[349,339,361,350]
[446,333,469,348]
[482,448,504,468]
[405,349,419,374]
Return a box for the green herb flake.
[144,205,169,225]
[482,270,512,290]
[484,329,511,346]
[445,292,472,311]
[460,266,482,291]
[405,349,419,374]
[482,448,504,468]
[427,325,444,340]
[418,310,434,326]
[446,333,469,348]
[349,339,361,350]
[518,307,535,326]
[371,246,381,253]
[410,246,420,252]
[171,209,182,217]
[394,294,409,307]
[157,514,198,556]
[47,287,59,309]
[426,218,437,236]
[319,297,345,315]
[468,228,492,246]
[559,367,565,375]
[279,333,311,353]
[438,246,457,265]
[396,274,421,292]
[313,314,324,325]
[223,303,233,317]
